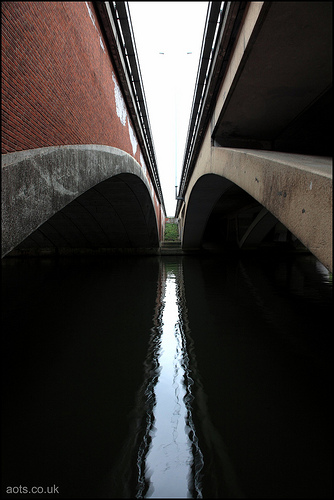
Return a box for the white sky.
[128,2,208,216]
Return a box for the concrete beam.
[213,2,332,154]
[238,207,278,249]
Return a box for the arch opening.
[10,173,159,255]
[183,174,307,254]
[2,146,161,257]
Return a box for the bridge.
[1,1,165,257]
[175,1,332,272]
[2,2,332,270]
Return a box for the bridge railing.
[95,1,166,214]
[175,1,246,217]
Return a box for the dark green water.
[1,253,332,498]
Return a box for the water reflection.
[2,254,331,498]
[112,258,243,499]
[137,260,203,498]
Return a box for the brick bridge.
[2,2,165,257]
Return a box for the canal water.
[1,253,332,498]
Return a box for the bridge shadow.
[12,173,159,254]
[2,146,160,256]
[182,173,307,256]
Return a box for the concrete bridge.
[176,1,332,272]
[1,1,165,257]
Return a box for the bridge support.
[238,208,278,249]
[181,147,332,272]
[2,145,161,256]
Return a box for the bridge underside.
[213,2,332,157]
[181,148,332,272]
[182,175,288,252]
[11,173,159,255]
[2,146,160,257]
[201,182,302,252]
[177,2,332,271]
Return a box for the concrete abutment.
[2,145,163,257]
[179,147,332,272]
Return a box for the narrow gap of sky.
[128,2,209,216]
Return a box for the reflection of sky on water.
[110,259,243,499]
[137,263,203,499]
[142,268,202,498]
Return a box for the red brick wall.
[1,2,140,160]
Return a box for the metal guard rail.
[175,1,246,217]
[94,1,166,214]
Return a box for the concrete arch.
[182,174,278,251]
[181,147,332,271]
[2,145,160,256]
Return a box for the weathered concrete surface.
[181,146,332,272]
[212,2,332,154]
[2,145,160,257]
[177,2,331,271]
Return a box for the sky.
[128,2,209,216]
